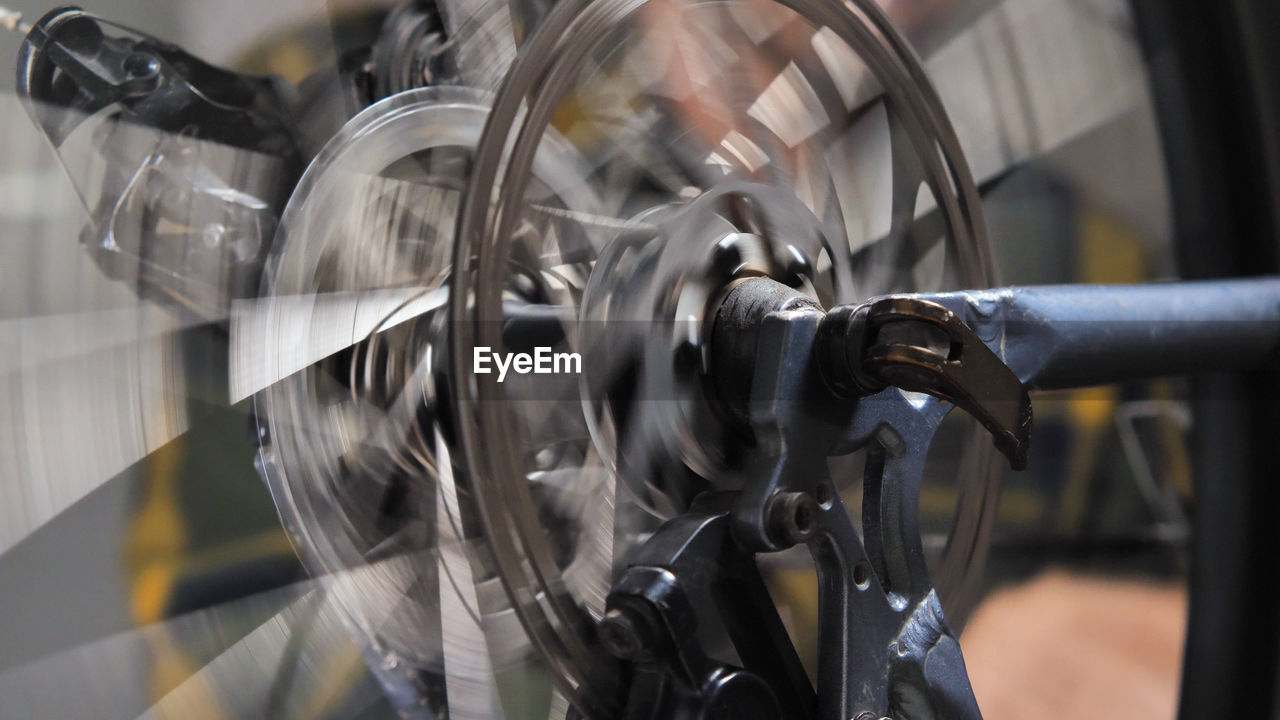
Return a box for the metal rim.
[449,0,997,713]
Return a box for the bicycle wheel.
[0,0,1275,717]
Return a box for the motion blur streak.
[229,287,447,402]
[0,314,189,554]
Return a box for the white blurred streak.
[928,0,1147,184]
[137,590,357,719]
[811,26,877,112]
[827,103,893,251]
[229,286,447,402]
[719,130,770,173]
[560,463,616,621]
[0,94,199,555]
[727,0,793,45]
[439,0,518,90]
[1,307,201,373]
[0,584,305,719]
[748,62,831,148]
[327,550,444,674]
[827,0,1153,253]
[435,430,501,719]
[548,689,572,720]
[138,547,457,719]
[0,314,189,556]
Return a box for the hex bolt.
[599,604,663,662]
[713,234,745,276]
[781,243,813,287]
[766,491,821,547]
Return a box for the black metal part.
[765,491,822,548]
[368,0,452,100]
[17,7,301,156]
[1134,2,1280,715]
[605,504,814,720]
[711,276,823,428]
[16,6,303,319]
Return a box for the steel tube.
[918,277,1280,390]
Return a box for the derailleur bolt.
[766,491,821,547]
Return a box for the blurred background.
[0,0,1198,718]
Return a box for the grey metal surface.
[917,278,1280,390]
[734,306,982,720]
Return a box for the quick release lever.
[816,296,1032,470]
[710,277,1032,470]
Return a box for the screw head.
[123,52,160,80]
[701,669,780,720]
[599,605,663,661]
[713,234,746,276]
[766,491,821,547]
